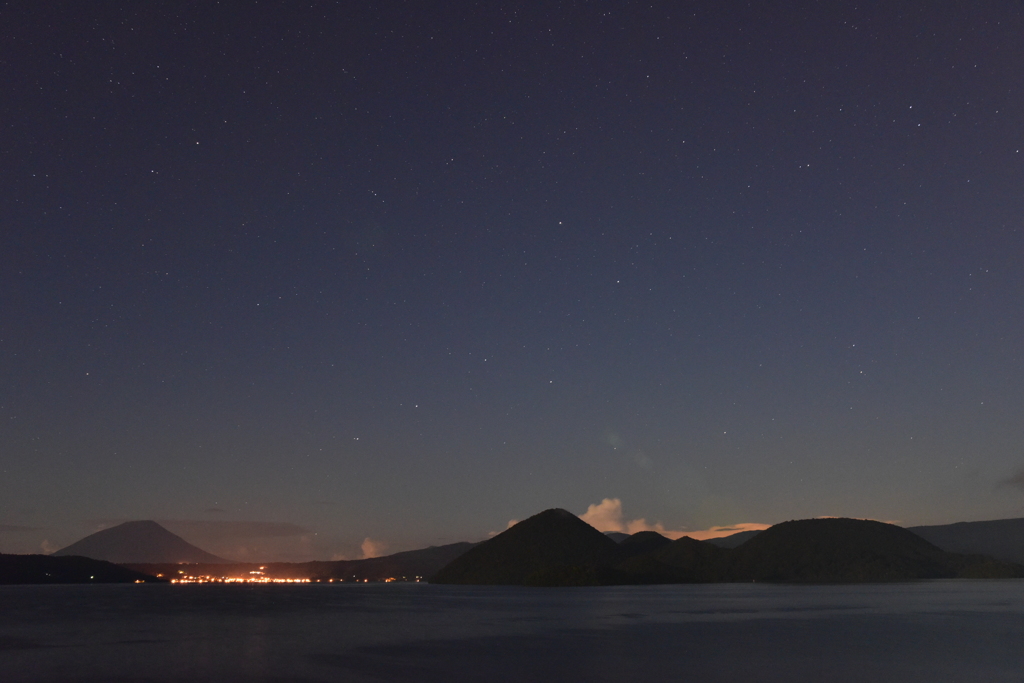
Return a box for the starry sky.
[3,1,1024,562]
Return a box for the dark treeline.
[0,553,163,584]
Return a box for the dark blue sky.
[3,1,1023,561]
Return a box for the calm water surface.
[2,580,1023,682]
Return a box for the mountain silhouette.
[431,509,619,585]
[704,529,762,549]
[616,530,672,559]
[909,518,1024,565]
[615,535,731,584]
[53,521,227,564]
[431,513,1024,585]
[727,518,1023,582]
[706,518,1024,561]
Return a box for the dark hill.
[431,509,618,586]
[704,529,762,549]
[423,513,1024,587]
[728,518,1024,582]
[0,553,163,584]
[616,536,731,584]
[654,536,732,578]
[54,521,227,564]
[616,531,671,559]
[909,518,1024,565]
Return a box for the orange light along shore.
[157,566,423,584]
[146,569,421,585]
[167,576,420,584]
[170,576,312,584]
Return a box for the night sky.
[3,1,1023,562]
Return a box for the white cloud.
[487,519,520,538]
[360,537,388,559]
[579,498,769,540]
[580,498,629,533]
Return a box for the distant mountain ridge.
[433,509,619,586]
[47,514,1024,585]
[54,521,227,564]
[726,518,979,582]
[908,518,1024,565]
[430,510,1024,586]
[704,529,762,548]
[705,517,1024,563]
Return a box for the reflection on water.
[2,581,1023,682]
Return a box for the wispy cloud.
[580,498,690,536]
[487,519,520,537]
[579,498,768,540]
[998,468,1024,491]
[360,538,388,559]
[678,523,771,540]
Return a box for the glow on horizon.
[578,498,769,540]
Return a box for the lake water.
[2,580,1023,682]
